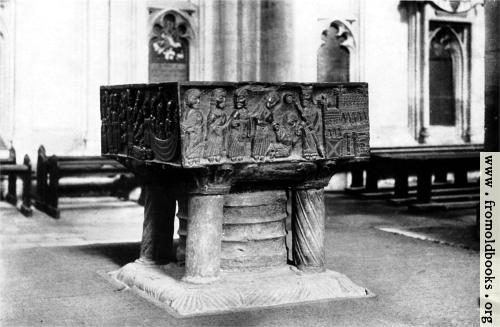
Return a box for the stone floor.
[0,193,478,327]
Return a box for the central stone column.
[222,190,288,270]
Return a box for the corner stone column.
[175,194,188,264]
[183,186,229,284]
[138,184,176,265]
[291,183,326,272]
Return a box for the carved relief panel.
[100,89,129,156]
[178,83,369,167]
[320,84,369,158]
[100,84,180,162]
[101,83,369,168]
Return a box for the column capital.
[186,164,234,195]
[188,184,231,196]
[293,179,330,190]
[294,160,339,190]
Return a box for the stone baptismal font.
[100,82,373,316]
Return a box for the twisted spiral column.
[292,187,325,272]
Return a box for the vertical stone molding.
[139,184,176,265]
[292,187,326,272]
[183,193,224,283]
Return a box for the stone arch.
[317,20,357,82]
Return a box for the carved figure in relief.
[281,93,296,118]
[133,108,145,146]
[181,89,204,165]
[119,91,129,148]
[251,91,280,161]
[164,101,174,138]
[132,91,153,147]
[227,88,251,161]
[128,91,141,146]
[146,88,179,162]
[153,101,166,139]
[110,94,121,153]
[105,98,113,152]
[148,88,175,141]
[149,89,164,139]
[268,110,298,159]
[204,88,228,162]
[276,91,322,160]
[298,120,319,159]
[295,89,325,159]
[101,91,110,153]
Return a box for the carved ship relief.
[145,88,180,162]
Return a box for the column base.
[109,262,374,317]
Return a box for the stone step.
[408,200,479,212]
[389,192,479,206]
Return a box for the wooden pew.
[35,145,138,218]
[0,144,16,202]
[0,145,33,216]
[344,144,481,210]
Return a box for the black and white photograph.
[0,0,499,326]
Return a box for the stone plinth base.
[109,262,374,317]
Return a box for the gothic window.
[405,0,480,144]
[317,23,350,82]
[429,22,468,130]
[429,27,456,126]
[149,11,191,83]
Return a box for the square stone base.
[109,262,374,317]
